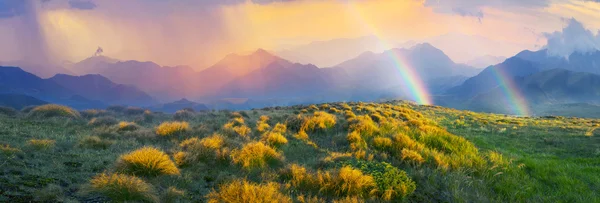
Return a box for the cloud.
[0,0,28,18]
[543,18,600,57]
[423,0,550,21]
[68,0,96,10]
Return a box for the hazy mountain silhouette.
[333,43,480,95]
[49,74,156,106]
[0,94,48,109]
[466,55,507,69]
[194,49,293,97]
[148,98,208,113]
[465,69,600,115]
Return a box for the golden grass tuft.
[88,116,118,127]
[156,121,190,136]
[116,146,180,176]
[348,115,379,137]
[78,136,114,149]
[301,111,337,132]
[28,104,80,119]
[400,149,425,164]
[27,139,56,150]
[262,132,288,148]
[207,180,292,203]
[372,137,392,151]
[117,121,140,132]
[89,173,158,202]
[273,123,287,134]
[179,134,228,164]
[231,142,283,170]
[318,166,377,198]
[347,131,366,151]
[1,144,21,156]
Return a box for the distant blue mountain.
[0,94,48,109]
[0,66,156,109]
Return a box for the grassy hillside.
[0,102,598,202]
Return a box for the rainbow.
[490,67,531,116]
[347,5,433,105]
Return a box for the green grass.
[0,101,597,202]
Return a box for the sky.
[0,0,599,69]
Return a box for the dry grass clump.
[1,144,21,156]
[88,116,118,127]
[224,117,252,137]
[231,142,283,170]
[318,166,377,198]
[27,139,56,150]
[156,121,190,136]
[348,115,379,137]
[116,146,180,176]
[178,134,229,165]
[163,186,186,203]
[78,136,114,149]
[400,149,425,164]
[372,137,392,151]
[117,121,140,132]
[207,180,292,203]
[347,131,366,151]
[0,106,18,117]
[262,132,288,148]
[298,111,337,133]
[256,115,271,133]
[27,104,80,119]
[273,123,287,134]
[88,173,158,202]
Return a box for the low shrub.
[348,115,379,137]
[125,107,146,115]
[88,173,158,202]
[0,106,18,117]
[80,109,109,118]
[27,104,80,119]
[106,105,126,113]
[272,123,287,134]
[262,132,288,148]
[372,137,392,151]
[78,136,114,149]
[400,148,425,165]
[88,116,118,127]
[27,139,56,150]
[156,121,190,136]
[301,111,337,132]
[207,180,292,203]
[164,187,185,203]
[173,109,194,121]
[231,142,283,170]
[179,134,228,164]
[116,146,180,176]
[318,166,377,198]
[1,144,21,156]
[340,160,416,200]
[117,121,140,132]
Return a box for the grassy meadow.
[0,101,598,202]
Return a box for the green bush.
[340,160,416,200]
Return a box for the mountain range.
[3,42,600,117]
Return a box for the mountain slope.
[0,94,48,109]
[49,74,156,106]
